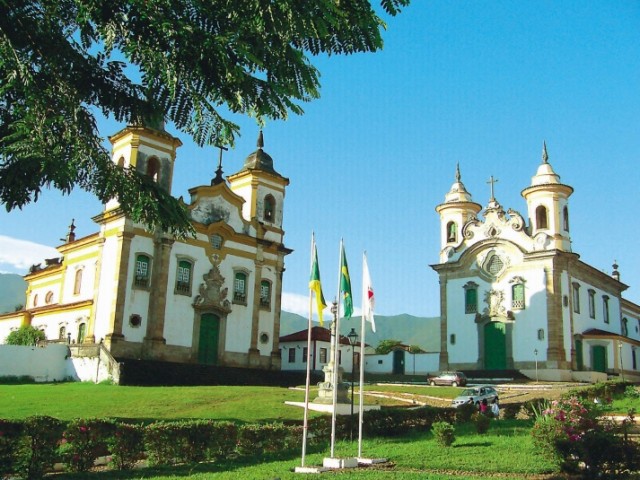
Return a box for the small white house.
[279,326,362,374]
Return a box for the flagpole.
[300,233,315,467]
[329,239,343,459]
[358,252,367,458]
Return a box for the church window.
[602,295,610,324]
[536,205,548,230]
[129,314,142,327]
[59,326,66,340]
[117,156,125,168]
[319,348,328,364]
[77,323,86,344]
[288,348,296,363]
[233,271,248,304]
[211,234,223,249]
[135,254,151,288]
[450,334,456,345]
[447,221,458,243]
[622,318,628,336]
[487,255,504,276]
[463,282,478,314]
[146,157,160,182]
[175,260,193,295]
[588,290,596,319]
[537,329,545,340]
[45,291,54,304]
[260,280,271,309]
[264,195,275,222]
[563,206,570,231]
[338,350,342,365]
[33,294,39,307]
[572,283,581,313]
[303,347,308,363]
[73,269,83,295]
[512,283,525,310]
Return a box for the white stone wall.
[363,352,439,375]
[0,316,25,344]
[280,339,357,373]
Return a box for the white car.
[451,385,499,408]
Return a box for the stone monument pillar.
[314,302,349,404]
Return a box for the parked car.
[427,371,467,387]
[451,385,499,408]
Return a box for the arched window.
[588,289,596,318]
[33,294,39,307]
[512,283,525,310]
[77,323,86,344]
[176,259,193,295]
[211,234,223,249]
[622,317,629,336]
[59,325,66,340]
[264,195,275,222]
[536,205,548,230]
[45,291,54,304]
[260,280,271,309]
[563,206,569,231]
[73,269,83,295]
[233,271,248,304]
[572,282,581,313]
[117,156,125,168]
[446,221,457,243]
[602,295,610,324]
[135,254,151,288]
[146,157,160,182]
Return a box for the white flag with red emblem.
[362,253,376,332]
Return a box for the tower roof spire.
[455,162,461,182]
[542,141,549,164]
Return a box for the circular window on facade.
[45,291,54,304]
[129,314,142,327]
[259,332,269,344]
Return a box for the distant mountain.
[280,311,440,352]
[0,273,26,314]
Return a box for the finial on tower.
[455,162,461,182]
[61,219,76,243]
[542,141,549,164]
[612,260,620,281]
[257,130,264,149]
[211,145,228,185]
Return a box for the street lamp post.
[534,349,538,383]
[347,327,358,441]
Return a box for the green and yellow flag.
[340,242,353,319]
[309,238,327,325]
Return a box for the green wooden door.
[592,345,606,373]
[484,322,506,370]
[575,339,583,371]
[198,313,220,365]
[392,349,405,375]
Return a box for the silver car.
[451,385,499,408]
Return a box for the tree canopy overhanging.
[0,0,410,236]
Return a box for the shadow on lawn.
[453,441,492,448]
[52,445,327,480]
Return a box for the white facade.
[432,145,640,382]
[0,125,290,372]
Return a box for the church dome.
[530,142,561,186]
[240,131,280,176]
[444,163,474,203]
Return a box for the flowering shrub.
[0,420,22,476]
[531,397,639,477]
[107,423,145,470]
[14,416,64,480]
[59,418,113,472]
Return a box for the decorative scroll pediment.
[193,265,232,313]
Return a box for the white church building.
[432,145,640,382]
[0,124,290,371]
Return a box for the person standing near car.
[490,398,500,418]
[480,398,489,414]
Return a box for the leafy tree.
[5,325,46,345]
[408,344,425,353]
[0,0,410,236]
[375,339,402,355]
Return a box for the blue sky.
[1,1,639,318]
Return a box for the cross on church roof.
[211,145,229,185]
[487,175,499,201]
